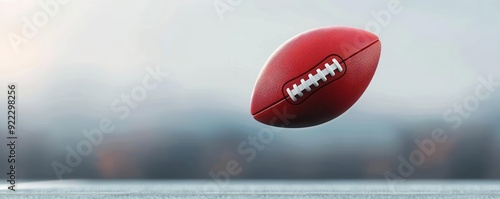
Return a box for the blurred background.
[0,0,499,180]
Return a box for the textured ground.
[1,180,500,198]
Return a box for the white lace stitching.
[286,58,343,102]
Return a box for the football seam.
[252,39,380,117]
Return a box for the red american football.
[250,27,381,128]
